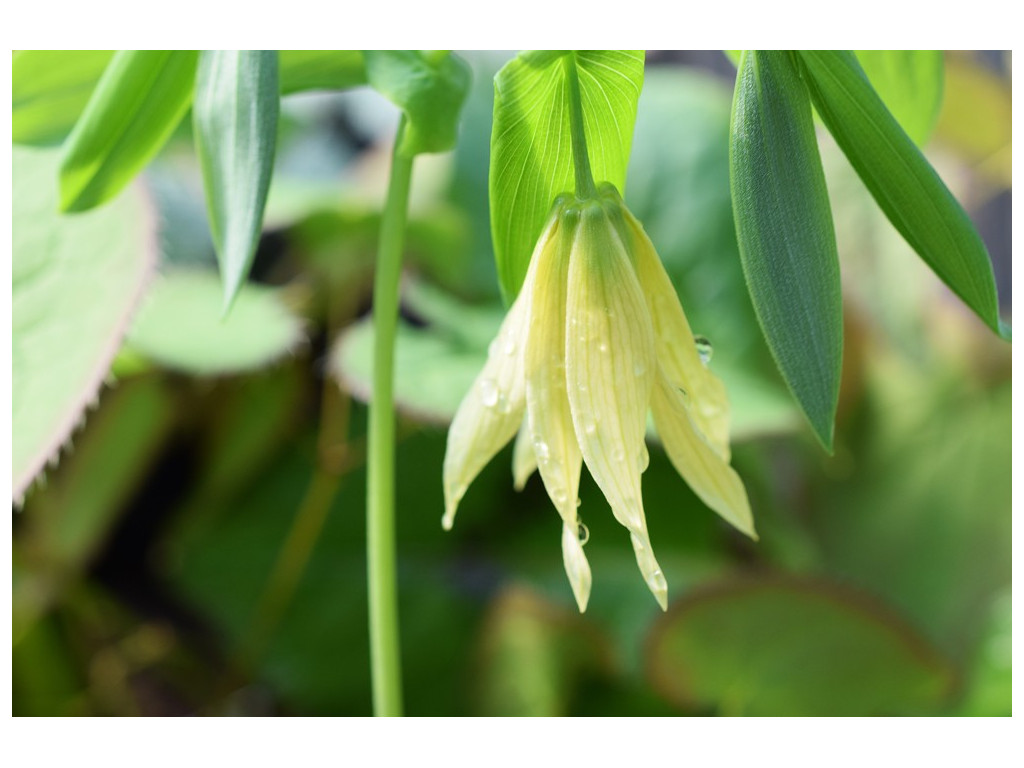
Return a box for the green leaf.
[363,50,471,157]
[12,50,115,146]
[475,587,607,716]
[13,146,157,502]
[14,377,176,644]
[729,51,843,450]
[331,281,503,423]
[279,50,366,94]
[59,50,199,213]
[647,578,956,715]
[193,50,280,312]
[490,50,644,301]
[124,269,304,376]
[797,50,1008,340]
[854,50,944,146]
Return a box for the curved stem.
[367,115,413,717]
[565,53,597,199]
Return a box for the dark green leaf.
[279,50,366,94]
[14,377,176,643]
[12,50,114,146]
[490,50,644,302]
[798,50,1008,340]
[193,50,280,311]
[854,50,944,146]
[648,577,956,715]
[363,50,471,157]
[729,51,843,450]
[59,50,198,213]
[475,587,607,716]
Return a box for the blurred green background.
[12,51,1011,716]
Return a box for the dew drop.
[479,378,499,408]
[598,342,609,354]
[630,532,645,552]
[496,393,512,414]
[694,335,713,366]
[577,522,590,545]
[583,421,598,437]
[576,497,582,508]
[613,448,626,463]
[633,361,647,376]
[504,339,517,356]
[534,441,551,461]
[638,444,650,472]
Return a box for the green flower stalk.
[443,184,756,611]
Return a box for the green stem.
[565,54,597,199]
[367,115,413,717]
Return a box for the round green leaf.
[125,270,304,376]
[648,577,956,715]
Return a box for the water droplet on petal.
[534,441,551,461]
[598,342,608,353]
[630,533,645,552]
[479,378,499,408]
[575,497,582,508]
[613,448,626,463]
[638,444,650,472]
[504,339,517,356]
[633,361,647,376]
[496,393,512,414]
[695,335,713,366]
[577,522,590,545]
[583,420,598,436]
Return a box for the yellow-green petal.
[443,240,546,529]
[525,207,589,610]
[651,369,757,539]
[561,521,592,612]
[626,208,731,460]
[511,417,537,492]
[565,203,666,609]
[525,212,583,522]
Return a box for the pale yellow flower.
[443,184,755,612]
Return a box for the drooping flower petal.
[525,206,589,610]
[566,202,667,609]
[511,417,537,492]
[625,206,732,460]
[442,216,559,530]
[650,369,757,539]
[561,521,592,612]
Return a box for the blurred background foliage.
[12,51,1011,716]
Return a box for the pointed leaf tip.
[730,50,843,451]
[194,50,280,315]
